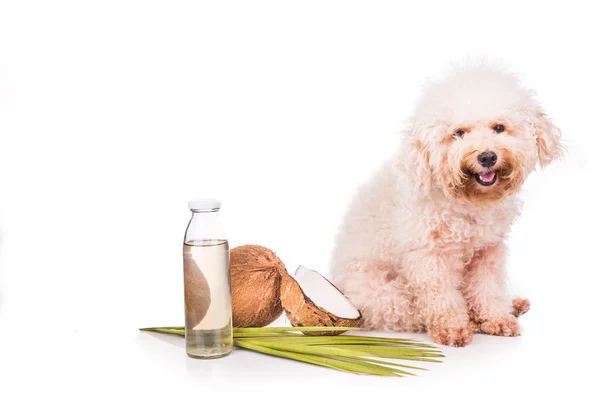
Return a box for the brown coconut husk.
[230,245,286,327]
[279,267,362,336]
[183,254,211,328]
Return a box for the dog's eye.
[493,124,505,133]
[454,129,465,138]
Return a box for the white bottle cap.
[188,198,221,211]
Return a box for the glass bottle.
[182,198,233,359]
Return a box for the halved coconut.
[280,265,362,335]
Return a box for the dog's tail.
[511,297,530,317]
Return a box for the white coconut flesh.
[294,265,360,319]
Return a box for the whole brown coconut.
[230,245,286,327]
[183,254,211,328]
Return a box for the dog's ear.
[397,121,434,193]
[529,112,563,168]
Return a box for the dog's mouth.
[453,153,524,203]
[473,171,497,187]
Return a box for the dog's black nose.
[477,152,497,167]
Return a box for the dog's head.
[400,63,563,205]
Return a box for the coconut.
[280,265,362,335]
[230,245,285,327]
[183,254,211,328]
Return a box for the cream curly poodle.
[330,63,562,347]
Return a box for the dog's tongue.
[480,171,496,182]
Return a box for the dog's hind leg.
[332,261,421,332]
[511,297,530,317]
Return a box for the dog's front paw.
[479,315,520,336]
[429,326,473,347]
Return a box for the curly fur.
[330,62,562,347]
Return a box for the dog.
[330,62,562,347]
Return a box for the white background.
[0,1,598,398]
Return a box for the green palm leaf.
[139,326,442,377]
